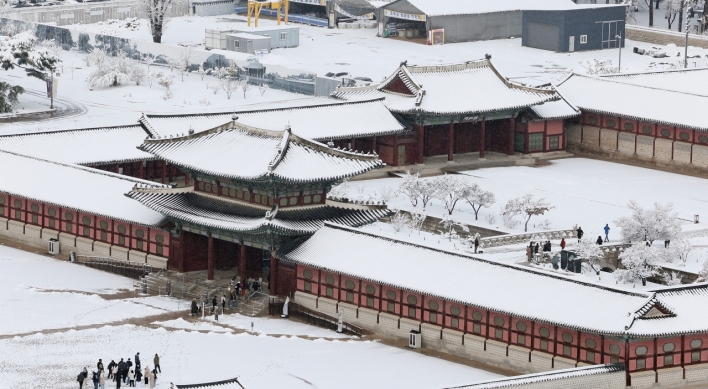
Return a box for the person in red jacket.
[560,238,566,249]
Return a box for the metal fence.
[234,6,327,27]
[75,255,157,279]
[268,298,364,337]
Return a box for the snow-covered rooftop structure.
[0,150,166,227]
[385,0,611,17]
[139,98,406,141]
[444,364,625,389]
[557,73,708,131]
[280,223,708,337]
[333,59,566,117]
[600,67,708,97]
[127,190,389,237]
[138,123,384,185]
[0,125,152,166]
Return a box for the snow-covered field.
[0,246,503,388]
[344,158,708,240]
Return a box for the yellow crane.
[247,0,289,28]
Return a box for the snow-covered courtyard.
[0,246,503,388]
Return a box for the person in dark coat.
[117,359,127,386]
[474,236,479,253]
[577,226,584,242]
[212,296,217,313]
[191,298,198,316]
[135,353,141,371]
[77,367,88,389]
[92,370,100,389]
[125,359,133,383]
[107,361,116,380]
[596,236,603,245]
[153,354,161,373]
[97,359,104,373]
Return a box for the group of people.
[77,353,162,389]
[190,277,265,317]
[526,240,553,262]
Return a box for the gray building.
[191,0,235,17]
[522,5,626,52]
[377,0,615,44]
[206,26,299,51]
[227,33,271,54]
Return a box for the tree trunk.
[641,278,647,286]
[152,34,162,43]
[657,0,660,9]
[649,0,654,26]
[679,2,684,32]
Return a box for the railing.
[268,299,365,337]
[233,6,328,27]
[480,229,575,249]
[238,291,269,316]
[75,255,157,279]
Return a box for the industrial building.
[206,26,299,52]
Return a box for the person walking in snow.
[221,295,226,312]
[135,353,141,372]
[576,226,584,242]
[134,367,142,389]
[107,361,115,380]
[603,224,610,242]
[191,298,198,316]
[596,236,603,245]
[473,235,480,253]
[560,238,566,249]
[92,370,100,389]
[153,354,161,373]
[99,370,106,389]
[77,367,88,389]
[97,359,104,374]
[665,239,671,248]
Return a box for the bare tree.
[390,210,411,233]
[176,48,194,81]
[138,0,183,43]
[464,183,496,220]
[438,214,468,242]
[669,237,692,265]
[197,64,207,81]
[502,194,554,233]
[433,174,468,215]
[663,271,684,286]
[665,0,682,29]
[259,83,269,96]
[240,77,251,99]
[409,212,426,233]
[130,64,147,86]
[398,172,422,207]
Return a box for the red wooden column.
[184,172,190,187]
[543,120,548,152]
[207,233,215,281]
[270,248,278,296]
[479,119,486,159]
[371,136,377,154]
[161,161,167,184]
[447,122,454,162]
[393,134,399,166]
[139,162,144,180]
[417,124,425,164]
[508,117,515,155]
[351,138,356,151]
[239,242,247,281]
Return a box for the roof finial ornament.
[327,140,334,147]
[285,122,291,133]
[232,113,238,122]
[188,125,194,135]
[485,53,492,60]
[400,60,407,67]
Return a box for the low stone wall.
[295,292,708,388]
[480,229,575,249]
[0,217,167,268]
[626,25,708,49]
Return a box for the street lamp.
[615,33,622,72]
[685,6,695,68]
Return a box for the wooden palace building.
[332,59,579,164]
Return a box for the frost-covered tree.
[259,83,269,96]
[615,243,665,286]
[376,186,395,203]
[503,194,554,232]
[176,48,193,81]
[665,0,682,29]
[88,47,109,69]
[433,174,468,215]
[669,237,692,265]
[138,0,183,43]
[663,271,683,286]
[197,64,206,81]
[419,177,441,209]
[438,214,468,242]
[464,183,496,220]
[390,210,410,232]
[409,211,426,233]
[130,64,147,86]
[87,53,132,88]
[614,201,681,246]
[695,260,708,283]
[214,67,239,99]
[398,172,422,207]
[240,77,251,99]
[574,238,604,275]
[156,73,175,91]
[0,31,59,112]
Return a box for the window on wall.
[660,129,671,138]
[587,116,598,126]
[280,32,287,40]
[471,311,483,334]
[117,225,127,246]
[642,125,653,134]
[691,339,703,362]
[99,220,109,242]
[580,35,587,44]
[539,327,550,351]
[609,344,621,363]
[528,133,543,152]
[13,199,21,220]
[663,342,675,366]
[679,132,690,141]
[635,346,648,369]
[65,211,73,233]
[549,135,560,150]
[408,306,416,318]
[516,322,527,345]
[135,228,145,250]
[624,122,635,131]
[155,234,165,256]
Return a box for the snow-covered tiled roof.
[279,224,682,336]
[140,98,405,141]
[174,377,244,389]
[557,74,708,131]
[139,124,384,183]
[444,364,625,389]
[386,0,618,17]
[0,150,167,227]
[528,94,580,121]
[128,190,389,235]
[629,284,708,337]
[342,60,558,116]
[0,125,152,166]
[601,67,708,97]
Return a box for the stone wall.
[626,25,708,49]
[0,217,168,268]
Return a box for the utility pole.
[685,6,694,68]
[615,33,622,72]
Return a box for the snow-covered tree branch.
[574,239,604,275]
[614,201,681,246]
[464,183,496,220]
[138,0,183,43]
[615,243,665,286]
[433,174,468,215]
[502,194,554,232]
